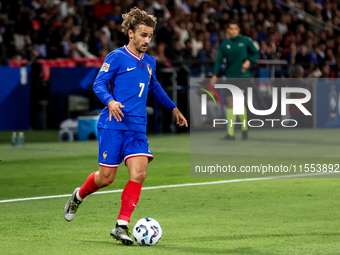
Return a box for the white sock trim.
[117,220,128,226]
[76,191,84,201]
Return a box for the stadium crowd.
[0,0,340,77]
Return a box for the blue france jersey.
[93,45,176,133]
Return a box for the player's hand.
[107,100,125,122]
[172,108,188,127]
[242,60,251,73]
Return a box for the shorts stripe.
[124,153,154,164]
[99,163,119,168]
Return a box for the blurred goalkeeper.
[64,7,187,245]
[210,21,259,140]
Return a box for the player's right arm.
[93,52,124,122]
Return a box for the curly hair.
[121,7,157,36]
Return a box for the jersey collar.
[124,45,145,61]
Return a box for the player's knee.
[97,169,116,187]
[139,171,147,181]
[132,170,147,183]
[100,176,115,187]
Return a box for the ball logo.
[150,225,159,244]
[135,225,148,244]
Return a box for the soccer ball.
[133,217,162,246]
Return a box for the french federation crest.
[147,64,152,76]
[103,151,107,160]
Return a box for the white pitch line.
[0,172,336,203]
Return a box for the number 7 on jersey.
[139,83,145,97]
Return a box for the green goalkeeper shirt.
[213,35,260,78]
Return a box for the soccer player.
[210,21,259,140]
[64,7,188,245]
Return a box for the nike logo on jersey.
[133,203,136,207]
[127,67,136,71]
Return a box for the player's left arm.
[246,37,260,65]
[149,60,188,127]
[242,38,260,73]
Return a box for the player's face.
[131,25,154,53]
[228,24,240,38]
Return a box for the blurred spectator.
[291,65,304,79]
[154,42,172,68]
[259,40,269,60]
[296,44,311,68]
[195,40,216,77]
[72,26,96,59]
[320,63,330,78]
[58,0,77,21]
[175,20,190,48]
[182,39,194,60]
[166,40,183,63]
[207,22,219,48]
[108,5,123,23]
[191,30,204,57]
[13,7,33,59]
[276,14,288,35]
[308,45,321,64]
[264,13,276,29]
[181,0,196,14]
[256,21,267,41]
[325,47,336,64]
[308,64,322,78]
[321,1,334,22]
[49,15,74,58]
[270,47,282,60]
[266,43,273,58]
[95,31,109,57]
[156,18,175,45]
[283,43,297,64]
[150,0,171,20]
[94,0,114,21]
[330,57,340,78]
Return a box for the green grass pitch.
[0,129,339,254]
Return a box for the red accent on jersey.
[124,45,144,60]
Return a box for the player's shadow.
[82,240,140,248]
